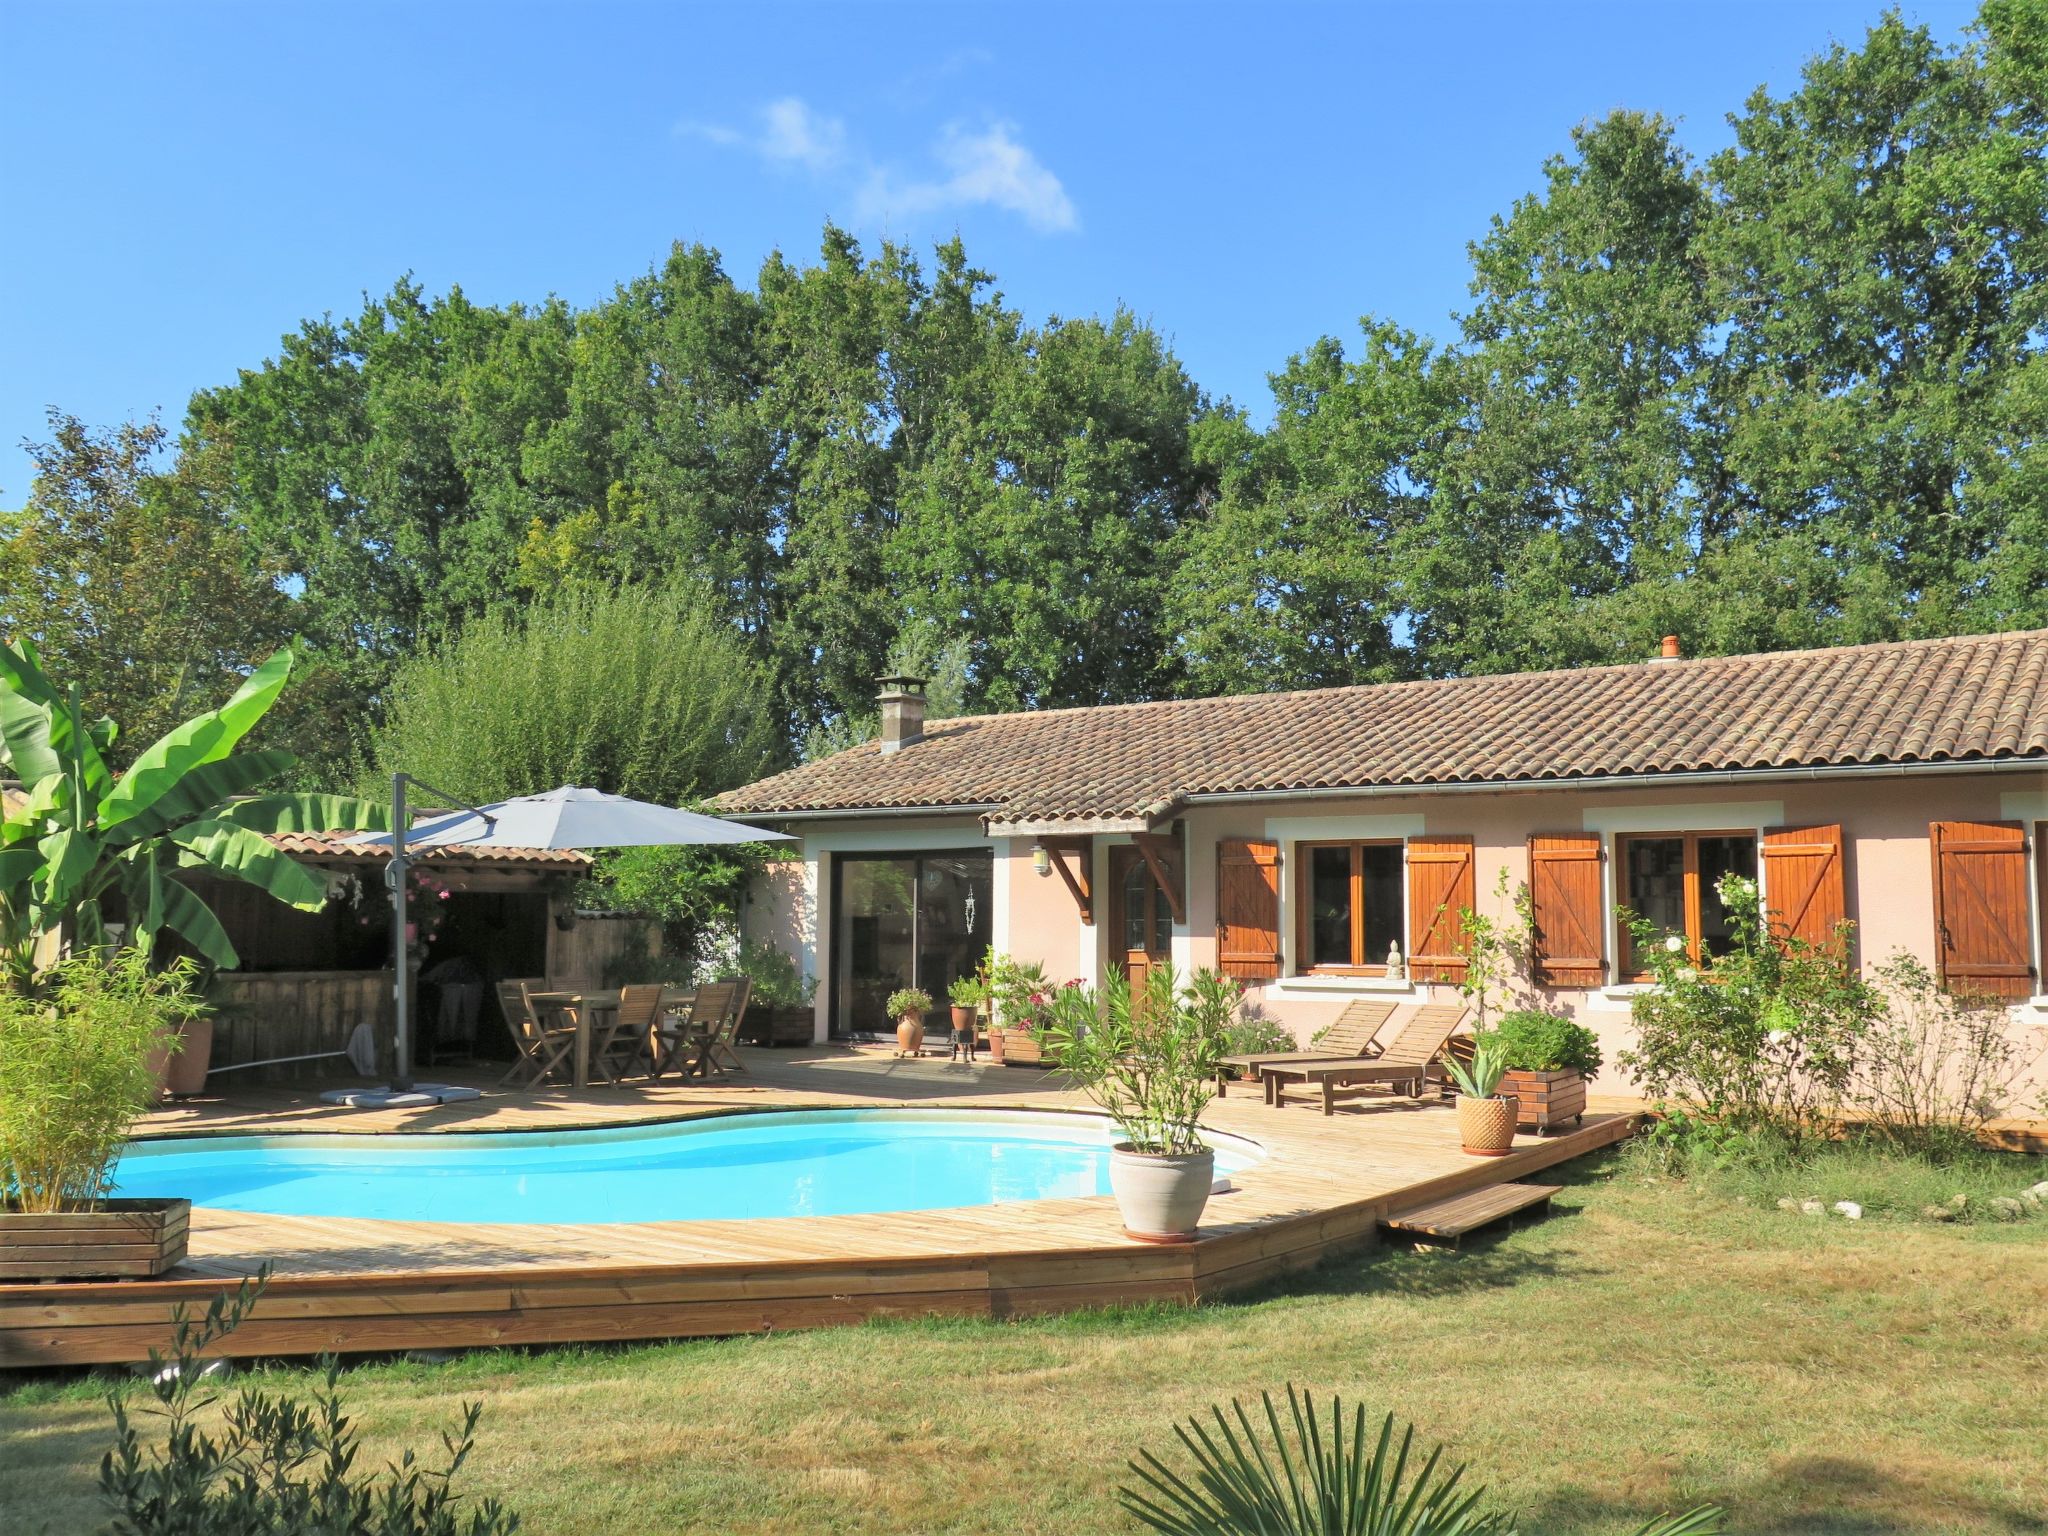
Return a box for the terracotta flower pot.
[1456,1094,1519,1157]
[1109,1144,1215,1243]
[987,1026,1008,1063]
[950,1005,977,1036]
[895,1012,925,1057]
[146,1018,214,1100]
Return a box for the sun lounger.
[1215,998,1396,1097]
[1261,1004,1470,1115]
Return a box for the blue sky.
[0,0,1979,500]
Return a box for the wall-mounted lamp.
[1032,843,1052,878]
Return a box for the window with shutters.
[1295,841,1405,973]
[1616,830,1759,976]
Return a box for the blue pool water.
[110,1110,1258,1225]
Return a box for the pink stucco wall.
[755,769,2048,1102]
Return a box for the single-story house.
[718,629,2048,1097]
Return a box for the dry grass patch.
[3,1150,2045,1534]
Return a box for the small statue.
[1386,941,1406,980]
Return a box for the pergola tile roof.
[716,628,2048,829]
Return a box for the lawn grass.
[4,1145,2045,1535]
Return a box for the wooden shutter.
[1761,824,1847,952]
[1528,834,1605,986]
[1216,839,1282,981]
[1930,820,2034,999]
[1406,835,1475,982]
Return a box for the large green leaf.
[101,750,298,848]
[0,638,59,707]
[170,819,330,910]
[157,878,240,970]
[99,647,296,831]
[0,689,62,787]
[0,845,43,892]
[33,827,102,915]
[214,793,393,835]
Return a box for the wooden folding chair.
[591,984,666,1084]
[653,983,727,1079]
[702,978,753,1075]
[495,979,576,1089]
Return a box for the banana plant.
[0,638,389,986]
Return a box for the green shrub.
[1479,1009,1603,1079]
[1222,1016,1295,1057]
[1121,1384,1724,1536]
[948,975,989,1009]
[0,950,206,1214]
[1621,874,1874,1146]
[99,1271,519,1535]
[718,940,817,1008]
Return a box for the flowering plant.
[1620,874,1873,1146]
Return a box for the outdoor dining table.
[527,986,698,1088]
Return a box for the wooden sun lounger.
[1261,1003,1470,1115]
[1216,998,1396,1097]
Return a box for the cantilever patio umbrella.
[334,782,791,1106]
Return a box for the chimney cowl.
[1656,634,1682,661]
[876,674,927,754]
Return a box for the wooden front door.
[1109,845,1174,992]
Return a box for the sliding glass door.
[831,851,993,1039]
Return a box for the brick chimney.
[877,674,927,754]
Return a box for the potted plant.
[725,942,819,1047]
[1044,968,1237,1243]
[0,951,207,1279]
[886,987,932,1057]
[1222,1016,1295,1083]
[1478,1008,1600,1133]
[986,955,1054,1067]
[1443,1037,1519,1157]
[948,975,987,1059]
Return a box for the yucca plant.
[1120,1386,1724,1536]
[1442,1038,1511,1101]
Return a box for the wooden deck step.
[1382,1182,1561,1242]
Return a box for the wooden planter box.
[737,1003,814,1048]
[989,1026,1051,1068]
[0,1198,191,1280]
[1500,1069,1586,1133]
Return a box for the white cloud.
[893,122,1078,234]
[758,97,847,173]
[677,97,1076,236]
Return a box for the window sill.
[1268,974,1431,1000]
[1590,984,1652,1012]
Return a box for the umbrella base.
[318,1083,483,1108]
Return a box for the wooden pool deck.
[0,1049,1636,1368]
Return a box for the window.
[1297,841,1404,971]
[1618,831,1759,975]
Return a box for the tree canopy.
[6,2,2045,795]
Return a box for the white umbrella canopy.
[354,785,792,851]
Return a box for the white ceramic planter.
[1109,1144,1215,1243]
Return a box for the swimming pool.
[110,1110,1261,1225]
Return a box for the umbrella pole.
[389,771,413,1093]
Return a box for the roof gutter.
[716,802,1003,824]
[1181,755,2048,808]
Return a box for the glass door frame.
[828,848,994,1040]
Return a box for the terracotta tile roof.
[716,629,2048,830]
